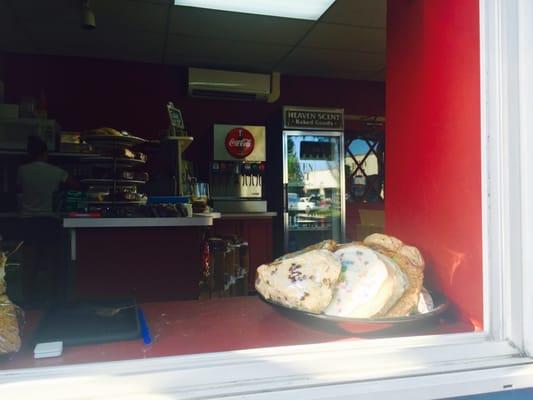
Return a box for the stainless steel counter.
[219,212,277,219]
[63,216,213,228]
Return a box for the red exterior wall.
[386,0,482,328]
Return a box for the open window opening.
[0,0,486,376]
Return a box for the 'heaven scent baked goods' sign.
[283,106,344,131]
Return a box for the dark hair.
[27,136,48,159]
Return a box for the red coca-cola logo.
[225,128,255,159]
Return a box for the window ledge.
[0,334,527,399]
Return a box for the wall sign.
[214,124,266,161]
[225,127,255,159]
[283,106,344,131]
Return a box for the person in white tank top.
[16,136,75,306]
[16,136,69,217]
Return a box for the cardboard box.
[355,209,385,241]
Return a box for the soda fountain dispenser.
[210,124,268,213]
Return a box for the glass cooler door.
[283,131,345,253]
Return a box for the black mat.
[33,298,141,346]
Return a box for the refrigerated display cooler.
[281,106,345,253]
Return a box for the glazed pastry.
[325,245,407,318]
[256,250,341,314]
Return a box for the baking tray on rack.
[82,134,146,148]
[80,156,146,167]
[81,178,147,186]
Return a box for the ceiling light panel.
[174,0,336,20]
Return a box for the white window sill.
[0,333,529,399]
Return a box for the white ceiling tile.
[12,0,169,33]
[165,35,291,71]
[4,0,386,81]
[26,27,164,63]
[302,23,385,53]
[280,47,385,72]
[9,0,78,24]
[92,0,169,33]
[322,0,386,28]
[279,47,384,80]
[0,1,36,52]
[169,6,313,45]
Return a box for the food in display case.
[0,295,23,354]
[80,128,149,211]
[100,148,147,162]
[255,250,341,314]
[0,248,24,355]
[256,234,436,319]
[0,251,6,295]
[82,127,125,137]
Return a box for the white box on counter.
[0,104,19,119]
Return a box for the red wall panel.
[2,53,385,160]
[386,0,482,328]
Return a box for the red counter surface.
[0,297,474,371]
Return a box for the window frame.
[2,0,533,398]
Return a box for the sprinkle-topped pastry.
[325,244,407,318]
[255,249,341,314]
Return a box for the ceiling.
[0,0,386,81]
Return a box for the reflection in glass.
[284,134,343,252]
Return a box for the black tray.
[33,298,141,346]
[258,291,449,335]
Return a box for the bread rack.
[80,134,148,210]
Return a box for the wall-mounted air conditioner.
[188,68,280,102]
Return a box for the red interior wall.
[386,0,482,328]
[2,53,385,162]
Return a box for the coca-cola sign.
[224,127,255,159]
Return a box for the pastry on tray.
[363,234,425,317]
[255,250,342,314]
[325,244,407,318]
[256,234,432,319]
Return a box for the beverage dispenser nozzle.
[250,163,259,187]
[243,163,252,187]
[233,162,240,185]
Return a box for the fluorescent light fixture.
[174,0,336,20]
